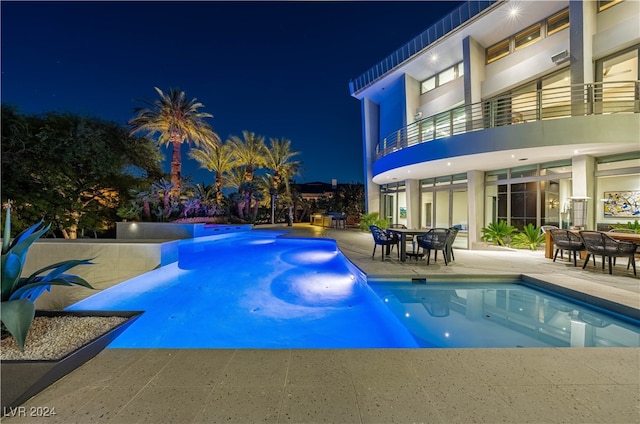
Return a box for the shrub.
[481,220,516,246]
[611,220,640,234]
[359,212,388,232]
[511,224,546,250]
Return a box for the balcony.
[376,81,640,160]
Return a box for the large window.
[485,161,572,229]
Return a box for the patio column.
[406,179,420,229]
[467,170,484,249]
[571,155,596,230]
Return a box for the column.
[467,170,485,249]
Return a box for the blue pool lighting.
[68,231,640,348]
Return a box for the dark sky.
[1,1,463,185]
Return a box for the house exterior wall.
[351,0,640,248]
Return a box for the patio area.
[3,224,638,423]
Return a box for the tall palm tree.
[129,87,220,194]
[264,137,301,196]
[227,131,267,218]
[189,141,235,203]
[225,166,249,219]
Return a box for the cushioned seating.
[369,225,400,261]
[580,231,637,275]
[416,228,451,265]
[549,229,585,267]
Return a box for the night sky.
[1,1,463,185]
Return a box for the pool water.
[369,281,640,348]
[69,231,418,348]
[68,231,640,348]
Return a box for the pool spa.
[68,230,640,348]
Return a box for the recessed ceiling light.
[447,162,451,166]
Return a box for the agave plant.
[1,202,94,351]
[511,223,546,250]
[481,220,516,246]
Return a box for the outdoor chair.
[446,227,459,262]
[416,228,451,265]
[369,225,400,261]
[579,231,637,276]
[548,229,586,267]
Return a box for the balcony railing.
[349,1,498,95]
[375,81,640,159]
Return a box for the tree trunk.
[171,141,182,195]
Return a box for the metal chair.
[369,225,400,261]
[579,231,637,275]
[549,229,586,267]
[416,228,451,265]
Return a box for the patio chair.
[579,231,637,275]
[416,228,451,265]
[548,229,586,267]
[446,227,459,262]
[369,225,400,261]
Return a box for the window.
[547,9,569,35]
[421,77,436,93]
[515,24,541,50]
[598,0,623,12]
[420,62,464,94]
[486,8,570,64]
[439,67,456,85]
[487,39,510,64]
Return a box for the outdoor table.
[386,228,431,262]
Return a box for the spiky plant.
[1,202,93,351]
[511,223,546,250]
[481,220,516,246]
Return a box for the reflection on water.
[370,282,640,348]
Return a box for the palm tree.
[227,131,267,218]
[189,142,234,203]
[225,166,249,219]
[264,137,301,197]
[129,87,220,194]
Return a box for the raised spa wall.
[25,223,252,309]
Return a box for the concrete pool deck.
[3,224,639,423]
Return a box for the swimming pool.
[369,281,640,348]
[68,231,640,348]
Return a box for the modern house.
[349,0,639,249]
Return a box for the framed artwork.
[602,191,640,218]
[399,207,407,219]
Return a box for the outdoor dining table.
[385,228,432,262]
